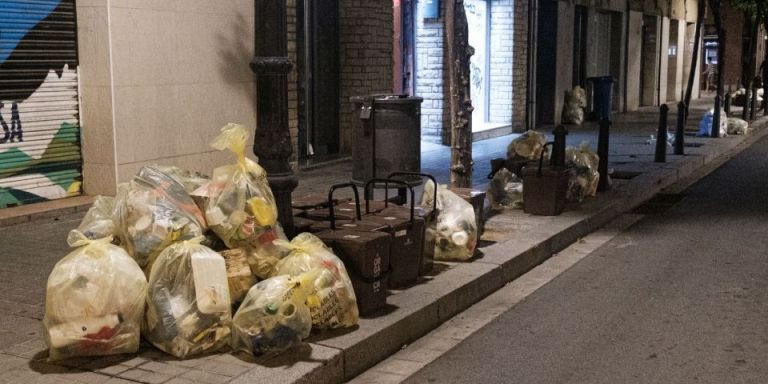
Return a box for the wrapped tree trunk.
[446,0,474,188]
[684,0,706,121]
[763,14,768,115]
[743,11,759,120]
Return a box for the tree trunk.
[709,0,725,137]
[763,15,768,116]
[684,0,706,120]
[742,12,759,120]
[447,0,474,188]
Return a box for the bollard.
[712,95,722,138]
[674,102,685,155]
[597,119,610,192]
[750,77,759,121]
[724,93,732,116]
[655,104,668,163]
[551,125,568,167]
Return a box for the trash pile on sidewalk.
[43,124,363,361]
[43,123,487,364]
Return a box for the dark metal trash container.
[350,95,423,185]
[588,76,615,121]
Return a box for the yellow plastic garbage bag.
[508,130,547,160]
[203,123,279,249]
[44,233,147,361]
[231,273,316,356]
[431,183,478,261]
[273,233,358,329]
[565,142,600,202]
[67,195,117,246]
[115,166,206,271]
[144,238,231,359]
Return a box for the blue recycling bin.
[588,76,615,120]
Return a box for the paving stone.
[227,344,343,384]
[179,369,231,384]
[140,361,188,377]
[117,368,152,381]
[196,361,249,377]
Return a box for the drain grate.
[632,193,686,214]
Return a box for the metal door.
[0,0,82,208]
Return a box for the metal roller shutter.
[0,0,82,208]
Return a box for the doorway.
[297,0,340,162]
[640,15,659,106]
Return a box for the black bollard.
[712,94,722,138]
[724,93,732,116]
[597,119,610,192]
[674,102,685,155]
[551,125,568,167]
[655,104,669,163]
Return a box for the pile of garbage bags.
[698,109,728,137]
[43,123,359,361]
[421,181,478,261]
[562,86,587,125]
[731,88,764,107]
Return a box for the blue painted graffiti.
[0,0,62,64]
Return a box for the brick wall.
[414,0,449,143]
[512,0,527,132]
[338,1,394,153]
[489,0,514,124]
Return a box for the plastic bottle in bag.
[231,273,316,356]
[564,142,600,202]
[144,238,231,359]
[44,232,147,361]
[67,195,117,246]
[272,233,359,329]
[422,181,478,261]
[115,166,207,271]
[203,123,280,249]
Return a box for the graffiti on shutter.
[0,0,82,208]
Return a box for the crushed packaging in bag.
[67,195,117,246]
[115,166,207,271]
[153,165,210,195]
[507,130,547,160]
[487,168,524,210]
[273,233,359,329]
[144,238,232,359]
[562,86,587,125]
[231,273,316,356]
[564,142,600,203]
[422,181,478,261]
[44,232,147,361]
[201,123,280,249]
[219,248,257,308]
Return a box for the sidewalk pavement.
[0,98,763,384]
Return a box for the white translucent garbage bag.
[231,273,316,356]
[564,142,600,202]
[67,195,117,246]
[273,233,358,329]
[422,181,478,261]
[144,238,231,359]
[115,166,207,271]
[44,233,147,361]
[507,131,547,160]
[697,108,728,137]
[202,123,280,249]
[727,117,749,135]
[487,168,524,210]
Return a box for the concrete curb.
[0,195,94,228]
[281,116,768,383]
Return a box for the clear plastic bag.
[115,166,207,271]
[727,117,749,135]
[422,182,478,261]
[487,168,524,210]
[508,131,547,160]
[67,196,117,246]
[231,273,315,356]
[273,233,359,329]
[246,224,289,280]
[565,142,600,202]
[204,123,279,249]
[219,248,257,307]
[144,238,232,359]
[562,86,587,125]
[44,233,147,361]
[153,165,210,195]
[697,108,728,137]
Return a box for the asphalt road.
[404,134,768,384]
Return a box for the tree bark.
[764,14,768,115]
[743,11,759,120]
[709,0,725,137]
[447,0,474,188]
[684,0,706,120]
